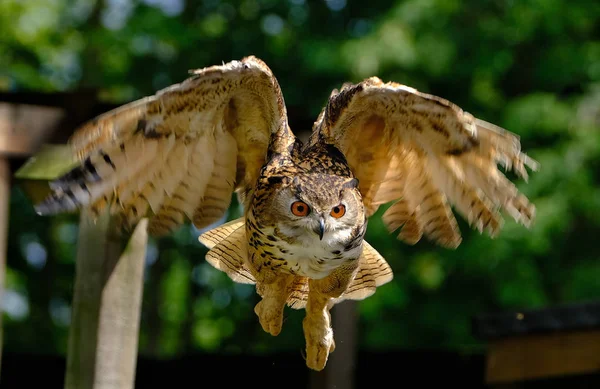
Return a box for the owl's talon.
[254,298,284,336]
[303,315,335,371]
[305,335,335,371]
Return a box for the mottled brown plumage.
[33,56,537,371]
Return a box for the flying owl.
[34,56,537,371]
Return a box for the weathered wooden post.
[65,211,147,389]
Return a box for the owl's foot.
[254,297,284,336]
[253,275,295,336]
[303,312,335,371]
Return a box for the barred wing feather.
[313,78,538,248]
[35,56,291,236]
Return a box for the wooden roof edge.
[472,300,600,340]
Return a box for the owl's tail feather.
[199,217,256,285]
[336,240,393,301]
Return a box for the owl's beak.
[316,216,325,240]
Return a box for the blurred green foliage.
[2,0,600,357]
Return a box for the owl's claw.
[303,315,335,371]
[305,335,335,371]
[254,298,284,336]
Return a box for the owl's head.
[267,174,365,242]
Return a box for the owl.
[34,56,537,371]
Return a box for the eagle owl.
[34,56,537,370]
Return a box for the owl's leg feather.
[304,263,358,371]
[254,274,294,336]
[303,292,334,371]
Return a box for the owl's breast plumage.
[255,226,362,279]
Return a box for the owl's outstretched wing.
[312,77,538,249]
[35,56,293,236]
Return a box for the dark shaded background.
[1,0,599,385]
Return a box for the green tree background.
[2,0,599,358]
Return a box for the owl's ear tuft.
[342,177,359,189]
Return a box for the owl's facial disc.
[269,173,363,243]
[288,192,359,241]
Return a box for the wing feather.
[144,141,193,235]
[390,151,462,248]
[114,134,177,208]
[34,56,293,236]
[426,155,503,237]
[69,97,157,160]
[313,78,537,247]
[38,134,160,215]
[154,133,217,225]
[191,130,238,230]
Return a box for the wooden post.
[0,157,10,375]
[309,300,358,389]
[64,210,148,389]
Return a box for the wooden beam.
[0,102,66,156]
[64,210,148,389]
[485,330,600,384]
[0,157,10,375]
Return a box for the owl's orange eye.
[291,201,310,217]
[330,204,346,218]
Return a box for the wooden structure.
[3,92,150,388]
[473,301,600,386]
[0,98,68,375]
[64,212,147,389]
